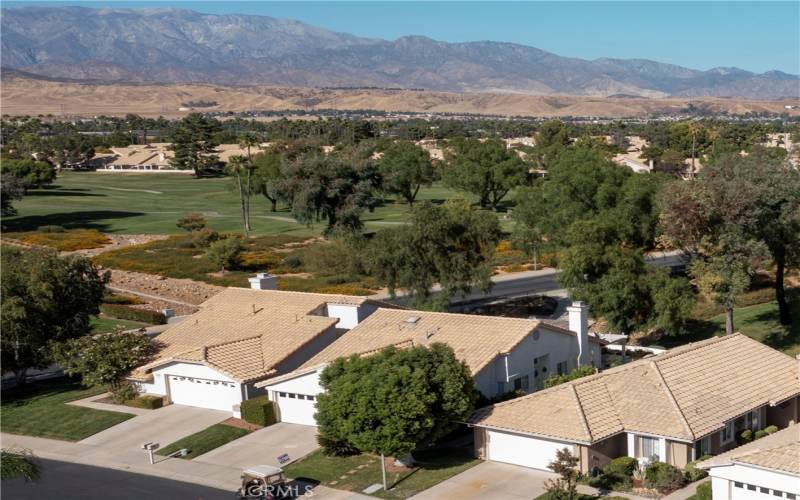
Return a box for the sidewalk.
[0,432,368,499]
[662,479,708,500]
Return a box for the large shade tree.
[378,141,436,206]
[365,200,501,308]
[1,248,109,383]
[169,113,221,176]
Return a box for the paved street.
[3,459,233,500]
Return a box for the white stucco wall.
[709,463,799,499]
[474,327,602,398]
[264,370,324,397]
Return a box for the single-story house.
[97,142,268,172]
[256,301,603,426]
[129,286,395,414]
[698,423,798,500]
[469,333,800,473]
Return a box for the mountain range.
[2,6,798,99]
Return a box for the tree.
[660,150,799,325]
[251,151,283,212]
[176,213,207,232]
[1,448,40,482]
[227,155,254,235]
[52,331,159,399]
[443,138,528,210]
[378,141,436,206]
[169,113,221,176]
[532,119,572,170]
[545,448,580,500]
[205,236,244,272]
[1,248,109,384]
[278,145,381,234]
[1,173,25,216]
[0,159,55,192]
[316,344,476,487]
[364,200,501,308]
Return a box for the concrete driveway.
[195,422,318,469]
[79,404,229,461]
[410,461,558,500]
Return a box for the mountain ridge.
[2,6,798,99]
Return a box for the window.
[761,488,770,494]
[747,485,757,492]
[279,392,286,397]
[699,436,712,456]
[557,361,569,376]
[288,393,296,399]
[497,382,505,395]
[721,421,735,445]
[773,491,784,497]
[513,375,529,391]
[786,494,796,500]
[746,409,761,430]
[734,482,743,489]
[639,436,659,460]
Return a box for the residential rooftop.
[470,333,800,444]
[699,423,800,475]
[299,308,599,375]
[131,288,393,383]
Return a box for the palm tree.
[687,121,704,180]
[227,155,252,235]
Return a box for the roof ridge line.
[373,307,542,324]
[650,359,695,440]
[570,384,593,442]
[203,333,263,351]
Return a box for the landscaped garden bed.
[6,227,111,251]
[0,377,133,441]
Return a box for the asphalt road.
[3,459,234,500]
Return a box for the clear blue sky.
[6,1,800,74]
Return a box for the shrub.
[645,461,686,493]
[739,429,754,443]
[240,396,276,427]
[206,236,244,272]
[544,365,596,388]
[604,456,637,477]
[111,381,139,404]
[690,482,712,500]
[37,225,65,233]
[684,457,710,482]
[125,395,164,410]
[13,229,111,251]
[317,434,359,457]
[176,213,207,232]
[764,425,778,435]
[280,253,304,270]
[102,293,143,305]
[191,228,220,248]
[754,429,768,440]
[302,239,359,276]
[99,304,166,325]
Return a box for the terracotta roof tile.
[700,424,800,475]
[471,334,800,444]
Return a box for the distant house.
[256,301,602,426]
[699,423,799,500]
[96,142,267,172]
[129,285,395,415]
[469,334,800,473]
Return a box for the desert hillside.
[2,75,798,119]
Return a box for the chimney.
[248,273,277,291]
[567,301,590,366]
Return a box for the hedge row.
[125,395,164,410]
[241,395,277,427]
[99,304,166,325]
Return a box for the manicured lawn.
[156,423,250,460]
[0,377,133,441]
[4,172,498,236]
[284,448,480,499]
[90,315,150,334]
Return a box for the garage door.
[487,430,568,470]
[167,375,241,412]
[275,391,317,426]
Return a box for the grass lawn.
[90,315,150,334]
[284,448,480,499]
[3,171,495,236]
[0,377,133,441]
[156,423,250,460]
[661,288,800,356]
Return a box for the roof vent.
[404,316,420,324]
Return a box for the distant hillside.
[2,6,798,99]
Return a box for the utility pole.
[380,453,387,491]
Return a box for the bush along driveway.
[0,377,133,441]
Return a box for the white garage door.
[167,375,241,412]
[487,430,569,470]
[275,391,317,426]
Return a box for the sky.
[5,1,800,74]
